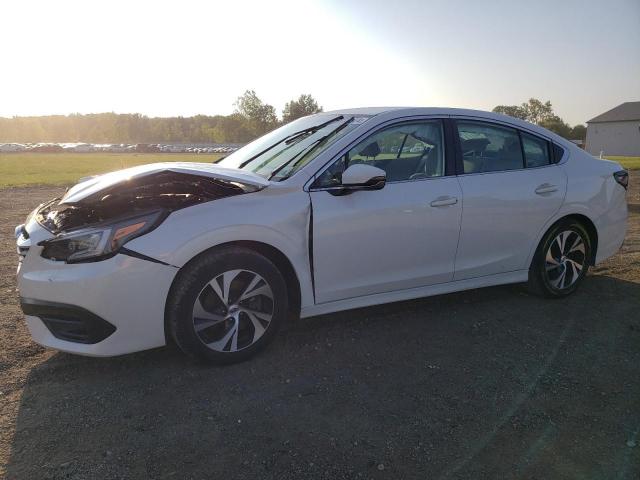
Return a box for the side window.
[457,122,523,174]
[552,143,565,163]
[521,132,550,168]
[314,121,445,187]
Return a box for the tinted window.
[521,132,550,167]
[552,143,565,163]
[314,121,445,187]
[457,122,523,174]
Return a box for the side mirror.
[341,164,386,191]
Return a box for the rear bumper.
[595,187,628,264]
[17,243,178,357]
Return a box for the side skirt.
[300,270,529,318]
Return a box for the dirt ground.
[1,173,639,480]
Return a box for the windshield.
[218,114,370,181]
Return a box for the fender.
[126,189,316,309]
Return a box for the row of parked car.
[0,143,239,154]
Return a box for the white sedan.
[16,107,628,364]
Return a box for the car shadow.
[5,275,640,479]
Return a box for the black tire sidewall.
[533,220,591,297]
[168,247,288,364]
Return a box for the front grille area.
[20,298,116,344]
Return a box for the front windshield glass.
[218,114,370,181]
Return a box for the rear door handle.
[430,196,458,207]
[535,183,558,195]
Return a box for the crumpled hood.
[61,162,269,204]
[33,162,267,234]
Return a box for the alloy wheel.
[192,269,274,352]
[544,230,586,290]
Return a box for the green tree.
[492,98,586,140]
[492,105,528,121]
[569,124,587,141]
[212,113,253,143]
[282,94,323,123]
[493,98,555,125]
[539,115,571,138]
[234,90,278,137]
[523,99,554,125]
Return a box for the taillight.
[613,170,629,190]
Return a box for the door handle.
[430,196,458,207]
[535,183,558,195]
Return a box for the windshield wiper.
[283,115,345,145]
[238,115,344,169]
[268,117,355,180]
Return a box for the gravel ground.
[1,173,639,480]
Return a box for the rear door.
[453,120,567,280]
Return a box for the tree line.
[493,98,586,141]
[0,91,322,144]
[0,93,585,144]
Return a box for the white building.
[585,102,640,156]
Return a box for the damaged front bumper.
[17,225,178,356]
[14,162,267,356]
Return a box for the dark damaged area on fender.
[34,169,264,234]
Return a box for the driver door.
[309,119,463,304]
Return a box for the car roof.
[325,106,514,119]
[323,106,407,116]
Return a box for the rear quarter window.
[552,143,566,163]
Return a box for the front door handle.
[535,183,558,195]
[430,196,458,207]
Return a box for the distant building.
[585,101,640,156]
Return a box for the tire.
[167,246,288,364]
[528,219,592,297]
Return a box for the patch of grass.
[0,153,224,187]
[604,156,640,170]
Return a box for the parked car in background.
[106,144,130,153]
[0,143,27,152]
[73,143,97,153]
[410,142,425,153]
[0,142,239,154]
[28,143,64,153]
[15,107,628,364]
[136,144,161,153]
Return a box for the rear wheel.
[167,247,288,364]
[528,219,591,297]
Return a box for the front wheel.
[167,247,288,364]
[528,220,591,297]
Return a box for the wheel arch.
[530,213,599,268]
[163,240,303,344]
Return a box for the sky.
[0,0,638,125]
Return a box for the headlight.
[39,211,165,263]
